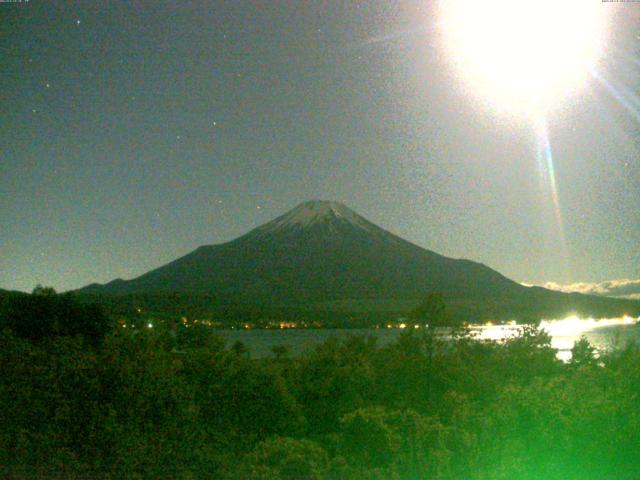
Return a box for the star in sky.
[1,1,639,293]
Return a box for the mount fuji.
[79,200,640,322]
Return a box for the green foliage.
[339,407,400,468]
[292,335,377,433]
[570,336,598,368]
[231,437,329,480]
[271,344,290,360]
[175,321,222,350]
[2,301,640,479]
[339,407,451,475]
[231,339,249,357]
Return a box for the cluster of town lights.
[118,314,637,335]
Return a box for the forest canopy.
[1,290,639,479]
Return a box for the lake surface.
[216,316,640,361]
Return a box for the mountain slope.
[81,201,522,300]
[79,201,640,321]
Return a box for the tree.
[231,340,249,357]
[339,407,399,468]
[231,437,329,480]
[293,336,377,434]
[570,336,597,368]
[271,344,289,360]
[32,284,57,297]
[409,293,448,327]
[1,288,111,346]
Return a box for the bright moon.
[439,0,610,116]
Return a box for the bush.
[231,437,329,480]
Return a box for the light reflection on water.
[217,316,640,361]
[471,315,639,361]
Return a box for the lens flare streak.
[592,68,640,124]
[535,115,569,271]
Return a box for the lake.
[215,316,640,361]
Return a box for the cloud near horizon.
[525,279,640,300]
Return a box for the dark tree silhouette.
[409,292,449,326]
[1,287,110,346]
[271,344,289,360]
[570,336,598,367]
[231,340,249,357]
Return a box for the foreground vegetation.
[1,289,640,479]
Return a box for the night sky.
[2,1,640,293]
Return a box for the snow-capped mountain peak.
[251,200,380,236]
